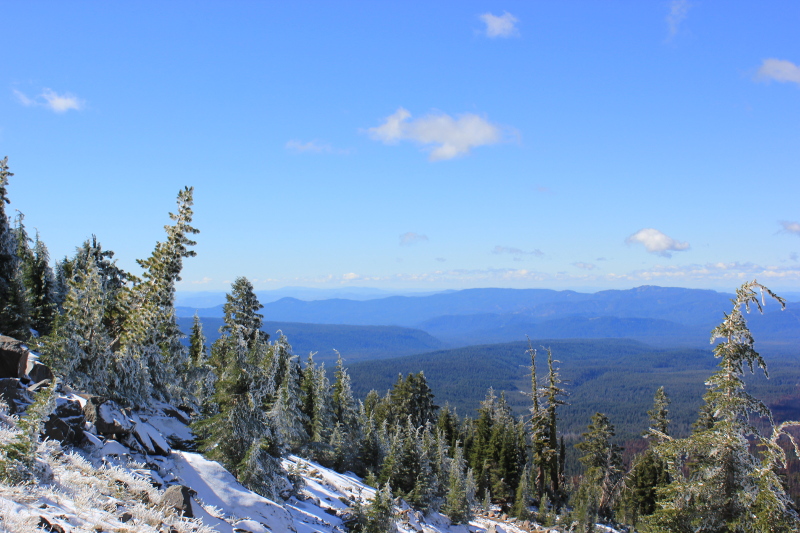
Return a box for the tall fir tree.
[543,348,567,504]
[120,187,198,405]
[647,281,800,532]
[193,277,284,497]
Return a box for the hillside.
[346,337,800,442]
[0,388,556,533]
[177,317,445,365]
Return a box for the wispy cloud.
[756,59,800,86]
[492,245,544,259]
[285,139,350,154]
[625,228,690,258]
[14,88,84,113]
[368,108,505,161]
[435,257,447,263]
[617,262,800,283]
[666,0,690,41]
[190,276,213,285]
[780,220,800,236]
[400,232,429,246]
[479,12,519,38]
[573,262,597,270]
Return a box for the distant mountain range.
[176,286,800,349]
[175,286,450,308]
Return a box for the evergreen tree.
[188,314,216,416]
[120,187,198,404]
[526,342,549,500]
[40,260,116,397]
[23,232,57,336]
[647,281,800,532]
[365,482,396,533]
[332,350,358,431]
[193,278,284,497]
[543,348,567,503]
[270,347,308,452]
[385,372,437,428]
[618,387,671,527]
[0,157,30,339]
[511,463,533,520]
[442,444,472,524]
[575,412,623,524]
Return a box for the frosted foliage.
[42,260,113,396]
[650,281,800,531]
[270,353,308,451]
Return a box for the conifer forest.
[2,155,800,532]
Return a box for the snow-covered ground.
[0,395,619,533]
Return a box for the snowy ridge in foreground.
[0,397,615,533]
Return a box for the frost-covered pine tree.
[41,260,115,397]
[120,187,198,405]
[194,277,290,498]
[187,314,216,416]
[647,281,800,532]
[442,444,472,524]
[332,350,358,431]
[269,348,309,452]
[0,157,30,340]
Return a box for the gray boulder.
[0,378,33,414]
[0,336,28,379]
[43,397,85,444]
[159,484,195,517]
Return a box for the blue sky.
[1,1,799,293]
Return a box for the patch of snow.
[173,451,297,533]
[131,420,172,455]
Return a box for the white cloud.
[286,140,332,153]
[368,108,504,161]
[13,88,84,113]
[625,228,690,257]
[285,139,350,154]
[666,0,690,40]
[756,59,800,86]
[492,245,544,257]
[342,273,359,280]
[400,232,429,246]
[573,262,597,270]
[479,12,519,38]
[780,220,800,235]
[190,276,213,285]
[13,89,35,107]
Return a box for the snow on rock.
[131,419,172,456]
[173,451,297,533]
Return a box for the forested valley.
[2,156,800,532]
